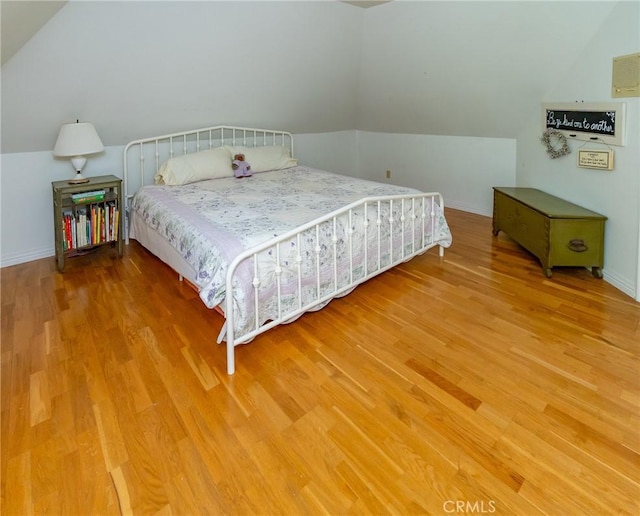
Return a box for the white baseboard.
[602,269,637,301]
[1,247,54,268]
[445,200,492,217]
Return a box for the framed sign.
[543,102,626,146]
[577,149,614,170]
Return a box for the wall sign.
[577,149,614,170]
[543,102,626,146]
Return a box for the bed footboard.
[223,192,448,374]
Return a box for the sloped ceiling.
[0,0,384,66]
[356,1,620,138]
[1,0,66,65]
[0,1,620,154]
[1,1,365,153]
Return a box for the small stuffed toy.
[232,153,252,178]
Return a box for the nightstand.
[52,174,124,272]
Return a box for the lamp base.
[68,172,90,185]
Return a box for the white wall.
[295,129,518,217]
[516,1,640,299]
[356,132,515,215]
[294,131,359,177]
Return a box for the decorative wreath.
[541,129,571,159]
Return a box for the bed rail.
[123,125,294,243]
[222,192,446,374]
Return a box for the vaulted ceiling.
[1,1,67,65]
[0,0,390,66]
[1,1,625,154]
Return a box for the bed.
[124,125,452,374]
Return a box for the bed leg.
[439,245,445,257]
[227,342,235,375]
[216,322,227,344]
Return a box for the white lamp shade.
[53,122,104,158]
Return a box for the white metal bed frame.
[124,125,446,375]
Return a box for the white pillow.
[224,145,297,173]
[154,147,233,185]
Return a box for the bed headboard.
[123,125,294,206]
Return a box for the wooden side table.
[52,175,124,272]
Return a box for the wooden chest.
[492,187,606,278]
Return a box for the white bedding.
[130,165,452,339]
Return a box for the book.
[76,208,87,247]
[72,189,105,199]
[73,195,104,204]
[113,208,119,241]
[60,197,120,253]
[62,210,74,249]
[72,190,105,204]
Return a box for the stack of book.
[61,201,119,250]
[71,189,105,204]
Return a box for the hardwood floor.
[2,208,639,515]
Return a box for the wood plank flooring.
[2,208,639,515]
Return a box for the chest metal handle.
[568,239,588,252]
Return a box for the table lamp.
[53,121,104,184]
